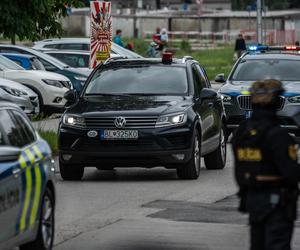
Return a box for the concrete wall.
[60,13,300,44]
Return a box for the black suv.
[58,56,227,180]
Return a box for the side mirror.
[0,147,21,163]
[215,73,226,83]
[64,90,77,105]
[200,88,217,99]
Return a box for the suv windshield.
[85,65,188,95]
[231,59,300,82]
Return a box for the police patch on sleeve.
[288,145,297,161]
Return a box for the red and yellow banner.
[90,1,112,68]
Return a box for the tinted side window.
[0,110,25,147]
[199,66,211,88]
[192,65,201,97]
[11,110,35,145]
[59,44,84,50]
[39,58,57,71]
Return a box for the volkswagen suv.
[58,55,227,180]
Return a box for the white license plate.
[101,130,138,140]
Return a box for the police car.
[0,102,56,250]
[217,45,300,136]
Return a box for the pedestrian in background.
[160,28,169,52]
[234,33,246,60]
[232,79,300,250]
[113,29,124,47]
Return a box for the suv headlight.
[42,79,64,88]
[62,114,85,127]
[156,113,187,128]
[0,86,27,96]
[221,94,232,102]
[288,95,300,103]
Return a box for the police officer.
[232,79,300,250]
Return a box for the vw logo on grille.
[114,117,126,128]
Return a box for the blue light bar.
[247,44,269,52]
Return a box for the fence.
[143,30,297,50]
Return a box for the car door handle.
[208,102,214,107]
[12,168,21,178]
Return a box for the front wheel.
[204,126,227,170]
[177,130,201,180]
[20,187,55,250]
[59,161,84,181]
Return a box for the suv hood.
[65,67,91,77]
[70,95,192,116]
[220,80,300,96]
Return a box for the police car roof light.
[284,45,300,51]
[162,52,173,64]
[247,44,269,52]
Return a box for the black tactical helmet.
[250,79,284,108]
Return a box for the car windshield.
[29,48,69,68]
[0,55,25,70]
[231,59,300,82]
[30,57,45,70]
[85,65,188,95]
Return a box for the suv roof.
[102,56,195,66]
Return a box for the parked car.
[1,53,45,70]
[44,50,90,69]
[0,78,39,114]
[58,55,227,181]
[33,38,143,58]
[0,45,90,92]
[0,101,56,250]
[218,45,300,136]
[0,55,71,113]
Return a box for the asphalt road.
[30,83,300,250]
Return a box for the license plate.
[100,130,138,140]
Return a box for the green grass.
[38,130,58,156]
[125,38,235,81]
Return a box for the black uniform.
[232,108,300,250]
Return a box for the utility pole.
[257,0,263,44]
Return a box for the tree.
[0,0,84,44]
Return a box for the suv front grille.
[85,116,158,129]
[237,95,284,110]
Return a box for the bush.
[38,130,58,156]
[180,40,191,52]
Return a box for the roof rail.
[104,56,127,64]
[182,56,193,63]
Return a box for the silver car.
[0,78,39,115]
[33,38,143,58]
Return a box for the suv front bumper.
[58,126,194,168]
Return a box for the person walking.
[113,29,124,47]
[232,79,300,250]
[234,33,247,59]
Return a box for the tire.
[177,130,201,180]
[204,125,227,170]
[20,187,55,250]
[59,161,84,181]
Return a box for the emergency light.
[162,52,173,64]
[247,44,300,52]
